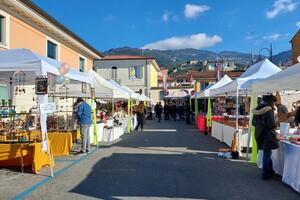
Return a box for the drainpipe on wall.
[144,59,149,96]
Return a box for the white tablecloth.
[211,121,251,148]
[257,141,300,193]
[103,126,124,142]
[89,123,105,144]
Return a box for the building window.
[111,66,117,80]
[47,40,58,59]
[129,66,142,79]
[0,15,6,45]
[79,57,85,72]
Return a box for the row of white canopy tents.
[193,59,283,159]
[0,48,152,145]
[209,59,282,131]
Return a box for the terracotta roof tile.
[102,55,155,60]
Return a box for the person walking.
[178,103,184,121]
[164,103,169,120]
[156,102,163,122]
[172,103,177,121]
[136,101,146,131]
[76,98,92,155]
[252,94,279,180]
[154,102,159,119]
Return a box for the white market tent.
[196,75,232,98]
[245,62,300,162]
[164,90,189,99]
[209,59,282,139]
[138,93,153,102]
[0,48,93,99]
[210,59,282,96]
[0,48,94,177]
[87,70,129,99]
[251,62,300,93]
[108,80,132,99]
[119,84,140,100]
[0,48,92,84]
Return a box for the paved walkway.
[1,119,299,200]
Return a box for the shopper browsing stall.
[135,101,146,131]
[76,98,92,155]
[252,94,279,180]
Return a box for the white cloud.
[266,0,297,19]
[263,33,282,40]
[297,21,300,27]
[184,4,210,19]
[142,33,222,50]
[262,33,289,41]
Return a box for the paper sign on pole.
[40,103,56,114]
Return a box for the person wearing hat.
[252,94,279,180]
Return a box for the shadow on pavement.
[70,152,299,200]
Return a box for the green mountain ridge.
[104,47,292,68]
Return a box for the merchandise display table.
[48,132,73,156]
[89,123,105,144]
[257,141,300,193]
[103,126,124,142]
[89,123,124,144]
[211,121,251,148]
[0,142,54,173]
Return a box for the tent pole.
[236,89,241,152]
[195,97,198,124]
[91,88,98,147]
[112,99,115,117]
[246,93,256,162]
[127,98,131,133]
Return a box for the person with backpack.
[252,94,279,180]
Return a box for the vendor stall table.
[103,126,124,142]
[89,123,105,144]
[211,121,251,148]
[48,132,72,156]
[0,142,54,173]
[258,141,300,193]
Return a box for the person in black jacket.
[156,102,163,122]
[252,94,279,180]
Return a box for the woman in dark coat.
[252,95,279,180]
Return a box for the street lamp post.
[258,44,273,62]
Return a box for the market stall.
[209,59,281,151]
[195,75,232,133]
[250,62,300,193]
[0,49,93,175]
[87,70,131,144]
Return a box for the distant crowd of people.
[154,101,189,123]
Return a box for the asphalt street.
[1,118,300,200]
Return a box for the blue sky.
[32,0,300,54]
